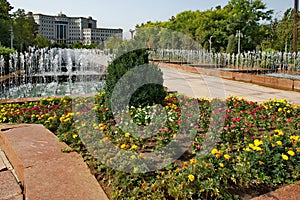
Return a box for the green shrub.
[104,48,167,109]
[0,46,16,75]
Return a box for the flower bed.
[0,94,299,199]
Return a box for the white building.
[33,12,123,45]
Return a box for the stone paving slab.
[0,170,22,200]
[0,151,6,171]
[251,184,300,200]
[0,124,72,168]
[24,154,105,200]
[0,124,108,200]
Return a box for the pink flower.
[197,145,202,150]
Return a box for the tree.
[0,18,11,47]
[12,9,38,51]
[274,9,295,51]
[0,0,13,48]
[223,0,273,51]
[137,0,273,52]
[0,0,13,20]
[71,41,83,49]
[33,33,51,48]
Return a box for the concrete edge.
[0,124,109,200]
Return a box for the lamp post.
[293,0,298,52]
[10,25,14,49]
[236,30,243,54]
[129,29,135,40]
[209,36,213,53]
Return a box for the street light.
[9,25,14,49]
[236,30,243,54]
[209,36,213,53]
[129,29,135,40]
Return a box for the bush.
[104,48,167,109]
[0,46,16,75]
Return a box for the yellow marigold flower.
[125,132,130,138]
[211,148,218,155]
[253,146,263,151]
[249,143,255,149]
[59,116,65,122]
[183,161,189,166]
[131,144,138,150]
[72,134,78,139]
[276,141,283,146]
[190,158,197,164]
[290,135,300,141]
[278,108,283,112]
[287,150,295,157]
[120,144,127,149]
[254,139,263,146]
[224,154,231,160]
[274,130,284,136]
[130,155,136,159]
[244,147,251,152]
[219,163,224,168]
[259,161,264,165]
[282,154,289,160]
[188,174,195,182]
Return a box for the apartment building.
[33,12,123,45]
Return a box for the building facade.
[33,12,123,45]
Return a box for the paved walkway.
[160,65,300,105]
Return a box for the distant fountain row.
[150,49,300,72]
[0,47,111,99]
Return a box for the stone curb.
[0,124,109,200]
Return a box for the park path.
[160,65,300,105]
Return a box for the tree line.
[136,0,298,53]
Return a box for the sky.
[8,0,294,39]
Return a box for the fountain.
[0,47,110,99]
